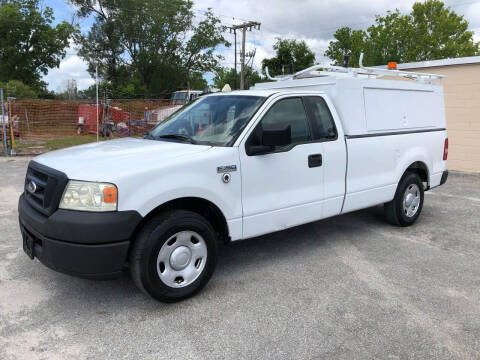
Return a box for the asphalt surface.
[1,156,479,360]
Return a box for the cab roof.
[205,89,326,98]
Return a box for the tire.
[384,171,424,226]
[129,210,218,302]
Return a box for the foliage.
[213,67,266,90]
[262,38,316,77]
[78,80,145,99]
[363,10,415,65]
[325,0,479,66]
[324,28,367,68]
[0,80,38,98]
[0,0,75,90]
[71,0,229,97]
[409,0,479,60]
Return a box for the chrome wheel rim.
[403,184,421,218]
[156,231,207,288]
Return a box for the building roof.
[374,56,480,70]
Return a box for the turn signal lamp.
[103,186,118,203]
[387,62,397,70]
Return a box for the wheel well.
[135,197,230,243]
[405,161,429,187]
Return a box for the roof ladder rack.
[265,53,444,84]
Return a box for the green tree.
[324,27,367,67]
[76,18,126,89]
[188,72,208,90]
[213,67,265,90]
[71,0,229,97]
[364,10,415,65]
[410,0,479,60]
[78,79,148,99]
[262,38,316,77]
[325,0,479,66]
[0,80,37,98]
[0,0,74,90]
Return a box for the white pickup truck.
[18,65,448,302]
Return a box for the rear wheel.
[384,172,424,226]
[129,210,217,302]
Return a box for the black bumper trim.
[18,192,144,279]
[18,194,142,244]
[440,170,448,185]
[20,218,130,279]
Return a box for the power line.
[229,21,261,90]
[4,0,479,38]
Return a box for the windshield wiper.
[144,133,155,140]
[157,134,196,144]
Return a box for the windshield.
[149,95,265,146]
[172,91,188,105]
[172,92,188,100]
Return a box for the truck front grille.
[24,162,69,217]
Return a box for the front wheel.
[384,172,424,226]
[129,210,218,302]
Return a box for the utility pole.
[229,21,261,90]
[233,29,237,90]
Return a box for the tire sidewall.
[395,173,424,226]
[140,212,217,301]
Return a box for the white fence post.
[1,89,7,156]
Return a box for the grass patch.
[15,135,109,154]
[44,136,106,150]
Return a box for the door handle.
[308,154,322,168]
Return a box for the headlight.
[60,181,117,212]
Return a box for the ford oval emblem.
[27,180,37,194]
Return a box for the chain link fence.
[1,93,185,155]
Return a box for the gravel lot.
[1,157,479,360]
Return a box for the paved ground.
[1,157,479,360]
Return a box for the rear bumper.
[18,194,142,279]
[440,170,448,186]
[428,170,448,190]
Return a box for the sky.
[43,0,480,92]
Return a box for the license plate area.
[22,230,35,259]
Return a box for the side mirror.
[262,125,291,147]
[246,125,291,156]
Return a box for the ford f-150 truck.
[18,63,449,302]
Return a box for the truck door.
[239,96,325,239]
[303,96,346,218]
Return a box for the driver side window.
[259,97,311,150]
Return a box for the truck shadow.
[216,205,385,275]
[38,205,385,309]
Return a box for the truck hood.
[34,138,212,181]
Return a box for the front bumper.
[18,194,142,279]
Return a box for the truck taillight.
[443,138,448,160]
